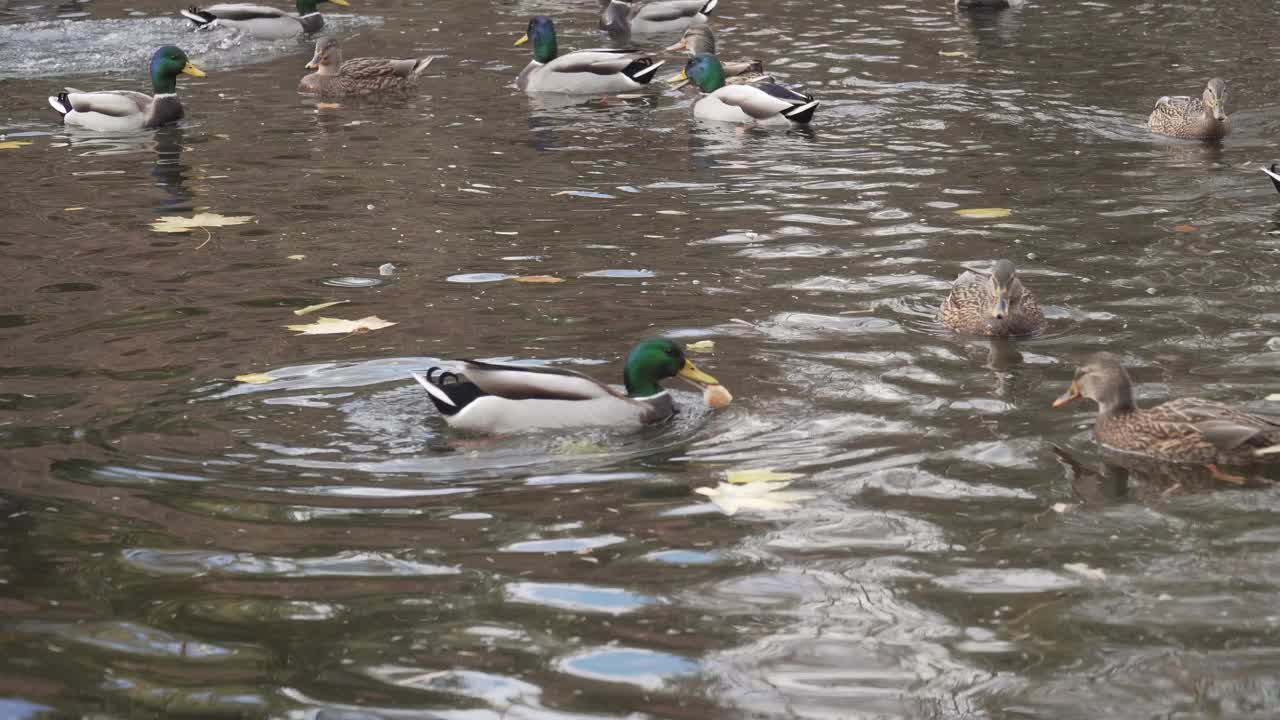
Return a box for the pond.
[3,0,1280,717]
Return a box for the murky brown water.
[5,0,1280,717]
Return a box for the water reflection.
[151,127,192,211]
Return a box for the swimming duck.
[47,46,205,132]
[939,259,1044,337]
[666,24,766,84]
[669,54,818,125]
[600,0,716,39]
[411,338,720,434]
[1053,352,1280,481]
[180,0,349,39]
[299,38,435,97]
[1262,164,1280,194]
[515,16,664,94]
[1147,77,1230,140]
[954,0,1025,9]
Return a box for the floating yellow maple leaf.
[955,208,1012,219]
[514,275,565,283]
[695,481,813,516]
[293,300,348,316]
[938,50,969,58]
[724,468,802,484]
[686,340,716,352]
[286,316,396,335]
[150,212,255,233]
[0,140,32,150]
[234,373,275,384]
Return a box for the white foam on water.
[0,14,382,79]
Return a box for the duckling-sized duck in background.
[939,259,1044,336]
[181,0,349,39]
[516,16,664,94]
[669,54,817,125]
[667,24,766,85]
[600,0,716,39]
[1262,164,1280,194]
[1053,352,1280,483]
[1148,77,1230,140]
[48,46,205,131]
[299,38,435,97]
[411,338,721,434]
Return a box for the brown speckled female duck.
[939,259,1044,337]
[298,38,435,98]
[1053,352,1280,482]
[1148,78,1230,140]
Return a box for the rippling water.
[4,0,1280,717]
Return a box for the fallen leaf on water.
[1063,563,1107,581]
[234,373,275,384]
[514,275,565,283]
[316,102,341,109]
[0,140,32,150]
[287,254,306,260]
[938,50,969,58]
[150,212,255,233]
[695,481,814,516]
[64,207,85,212]
[724,468,802,485]
[293,300,348,316]
[286,316,396,335]
[555,439,607,455]
[955,208,1012,219]
[1267,394,1280,401]
[1172,224,1198,232]
[686,340,716,352]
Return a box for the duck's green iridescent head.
[295,0,349,15]
[623,338,718,397]
[149,46,204,94]
[515,16,558,64]
[675,53,726,93]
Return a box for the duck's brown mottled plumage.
[939,259,1044,336]
[299,38,435,98]
[1054,352,1280,467]
[668,24,766,84]
[1148,77,1230,140]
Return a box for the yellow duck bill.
[678,360,718,387]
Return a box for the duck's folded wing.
[460,360,618,401]
[203,4,290,20]
[549,49,638,76]
[635,0,702,22]
[65,91,150,116]
[340,57,415,80]
[713,84,800,119]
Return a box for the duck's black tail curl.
[412,367,486,417]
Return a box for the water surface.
[4,0,1280,717]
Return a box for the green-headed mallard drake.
[411,338,721,434]
[299,38,435,97]
[600,0,715,39]
[669,54,817,125]
[1147,77,1230,140]
[1262,164,1280,194]
[47,46,205,132]
[516,16,664,94]
[939,259,1044,337]
[1053,352,1280,480]
[667,24,766,84]
[180,0,349,39]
